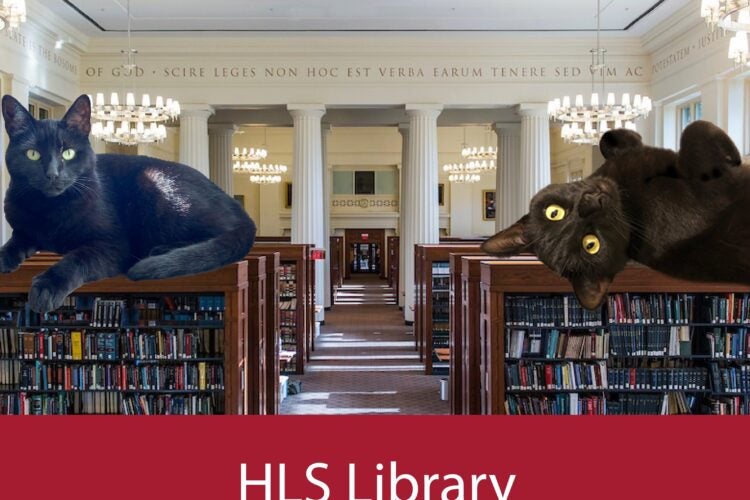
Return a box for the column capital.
[287,104,326,119]
[398,122,410,133]
[208,123,238,136]
[322,123,332,132]
[493,122,521,136]
[180,104,215,119]
[517,103,549,118]
[405,104,443,118]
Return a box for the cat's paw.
[127,257,166,281]
[28,274,70,313]
[0,249,21,274]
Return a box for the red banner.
[0,416,744,499]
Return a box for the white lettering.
[241,463,272,500]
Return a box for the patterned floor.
[280,274,450,415]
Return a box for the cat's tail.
[126,217,256,281]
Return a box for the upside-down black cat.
[0,94,256,313]
[482,120,750,310]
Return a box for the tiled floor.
[280,274,450,415]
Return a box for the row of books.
[505,295,602,327]
[505,361,608,391]
[0,392,222,415]
[1,391,122,415]
[607,293,695,325]
[708,396,747,415]
[705,328,748,359]
[609,325,692,357]
[608,367,708,391]
[505,329,609,360]
[10,329,224,361]
[702,293,750,324]
[17,361,223,391]
[280,299,297,311]
[280,311,296,327]
[709,364,750,393]
[505,394,606,415]
[432,262,449,276]
[279,264,296,281]
[0,360,20,387]
[606,393,695,415]
[121,393,222,415]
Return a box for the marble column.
[493,122,521,231]
[208,123,237,195]
[403,104,442,323]
[518,103,551,217]
[321,124,332,311]
[397,123,409,310]
[288,104,326,323]
[1,76,29,244]
[179,105,214,177]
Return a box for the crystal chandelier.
[0,0,26,31]
[90,0,180,146]
[547,0,652,145]
[248,163,287,184]
[250,174,283,184]
[461,145,497,160]
[233,146,268,162]
[701,1,750,66]
[443,163,482,183]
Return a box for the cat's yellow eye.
[26,149,41,161]
[545,204,566,221]
[582,234,601,255]
[62,149,76,161]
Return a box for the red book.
[545,365,553,389]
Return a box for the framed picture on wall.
[233,194,245,210]
[438,183,445,206]
[482,190,496,220]
[285,182,292,208]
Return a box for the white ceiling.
[53,0,688,35]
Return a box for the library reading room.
[2,0,750,418]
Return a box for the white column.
[652,102,664,148]
[403,104,442,323]
[288,104,326,322]
[493,122,521,230]
[179,105,214,176]
[208,123,237,195]
[518,103,551,217]
[700,77,728,129]
[1,75,29,244]
[321,124,332,311]
[397,123,409,309]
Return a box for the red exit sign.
[310,249,326,260]
[361,233,369,241]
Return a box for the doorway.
[344,229,387,279]
[351,242,380,273]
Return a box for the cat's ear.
[599,129,643,159]
[2,95,34,139]
[571,274,612,310]
[61,94,91,136]
[481,215,531,256]
[679,120,741,174]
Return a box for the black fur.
[1,94,256,313]
[482,120,750,309]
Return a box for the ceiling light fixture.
[0,0,26,31]
[233,146,268,162]
[701,0,750,66]
[460,127,498,161]
[547,0,651,144]
[90,0,180,145]
[443,163,482,183]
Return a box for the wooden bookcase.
[251,243,309,375]
[248,250,281,414]
[387,236,399,293]
[414,244,482,375]
[480,260,750,415]
[0,258,250,415]
[330,236,344,302]
[245,255,267,415]
[447,251,488,414]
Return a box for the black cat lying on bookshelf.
[482,120,750,310]
[0,95,256,313]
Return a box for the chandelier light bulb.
[575,94,584,107]
[141,94,150,107]
[110,93,119,106]
[591,93,599,107]
[606,93,615,106]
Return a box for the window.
[678,100,702,131]
[28,99,52,120]
[354,171,375,195]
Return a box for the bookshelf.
[245,255,267,415]
[447,252,485,413]
[330,236,344,303]
[0,257,249,415]
[248,250,281,414]
[414,244,482,375]
[480,260,750,415]
[252,244,309,375]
